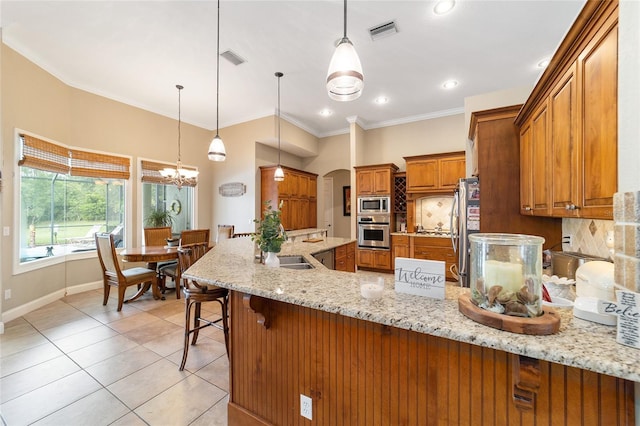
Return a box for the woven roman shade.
[141,160,198,187]
[18,134,70,174]
[70,149,130,179]
[19,134,131,179]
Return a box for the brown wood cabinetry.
[229,291,634,426]
[391,234,409,270]
[334,241,356,272]
[354,163,398,196]
[404,152,465,194]
[411,236,457,281]
[260,166,318,231]
[515,0,618,220]
[357,248,390,271]
[470,105,562,249]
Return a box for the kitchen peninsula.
[184,238,635,425]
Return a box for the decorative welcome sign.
[598,290,640,349]
[394,257,446,299]
[219,182,246,197]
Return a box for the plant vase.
[264,251,280,268]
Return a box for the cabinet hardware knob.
[524,206,531,211]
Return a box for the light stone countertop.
[183,237,640,382]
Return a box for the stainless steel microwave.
[357,196,391,215]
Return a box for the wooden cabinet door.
[374,250,391,270]
[357,170,375,195]
[309,199,317,229]
[374,169,392,194]
[406,159,438,192]
[297,174,308,199]
[357,249,374,267]
[288,173,299,198]
[531,102,551,215]
[308,177,317,199]
[279,198,292,230]
[346,243,356,272]
[277,171,291,197]
[391,235,410,271]
[520,122,534,214]
[550,64,579,217]
[439,156,466,189]
[578,14,617,219]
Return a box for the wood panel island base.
[229,291,633,426]
[182,239,637,426]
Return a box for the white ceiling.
[1,0,586,138]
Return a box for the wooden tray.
[458,293,560,335]
[302,238,324,243]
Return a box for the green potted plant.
[253,200,287,267]
[144,209,174,228]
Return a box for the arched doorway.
[322,169,350,238]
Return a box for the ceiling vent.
[368,20,398,41]
[220,50,246,66]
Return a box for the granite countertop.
[184,237,640,382]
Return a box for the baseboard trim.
[1,280,102,325]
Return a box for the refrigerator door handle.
[450,191,458,253]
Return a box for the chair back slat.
[216,225,234,244]
[177,243,210,290]
[95,233,120,275]
[144,227,172,246]
[180,229,210,245]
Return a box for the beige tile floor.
[0,286,230,426]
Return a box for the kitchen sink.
[278,255,314,269]
[280,263,315,270]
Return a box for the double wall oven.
[357,196,391,249]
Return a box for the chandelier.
[160,84,199,189]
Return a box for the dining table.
[120,245,180,301]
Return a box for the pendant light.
[160,84,199,189]
[274,72,285,182]
[208,0,226,161]
[326,0,363,102]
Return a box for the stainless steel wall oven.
[357,215,390,249]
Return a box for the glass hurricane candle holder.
[469,233,545,318]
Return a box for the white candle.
[361,283,384,299]
[483,260,523,293]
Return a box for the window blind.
[19,134,131,179]
[141,160,197,187]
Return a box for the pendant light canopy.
[208,0,226,162]
[160,84,199,189]
[274,72,285,182]
[326,0,363,102]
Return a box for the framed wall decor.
[343,186,351,216]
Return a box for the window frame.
[136,157,199,248]
[13,129,133,275]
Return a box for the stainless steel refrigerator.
[450,177,480,287]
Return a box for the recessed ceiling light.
[374,96,389,105]
[319,108,333,117]
[537,58,551,69]
[434,0,456,15]
[442,80,458,89]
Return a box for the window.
[18,133,129,265]
[140,160,195,241]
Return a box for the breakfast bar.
[184,237,636,425]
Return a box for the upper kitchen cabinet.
[515,0,618,220]
[354,164,398,196]
[404,152,465,194]
[260,165,318,231]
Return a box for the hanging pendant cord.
[277,73,281,165]
[176,84,183,163]
[343,0,347,39]
[216,0,220,137]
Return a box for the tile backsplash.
[415,196,454,230]
[613,191,640,292]
[562,218,614,260]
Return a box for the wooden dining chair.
[232,232,254,238]
[177,243,229,371]
[180,228,210,246]
[216,224,234,244]
[159,228,210,299]
[95,233,159,311]
[143,226,172,246]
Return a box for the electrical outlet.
[5,289,11,300]
[3,226,9,236]
[300,394,312,420]
[564,235,573,247]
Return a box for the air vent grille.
[369,20,398,41]
[220,50,246,66]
